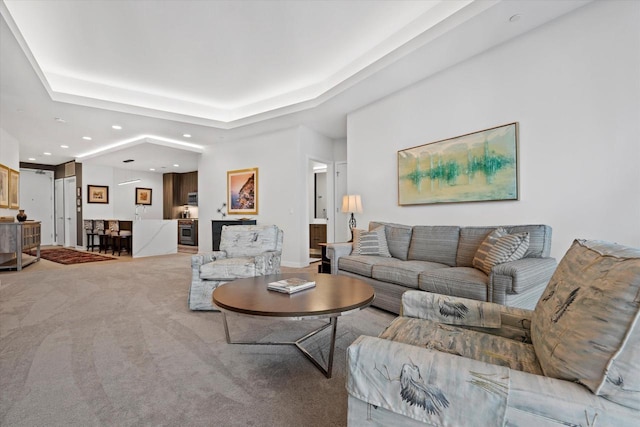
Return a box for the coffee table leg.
[221,313,338,378]
[295,316,337,378]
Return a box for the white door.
[334,161,350,242]
[19,169,55,245]
[54,178,65,246]
[64,177,77,248]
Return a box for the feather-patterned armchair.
[189,224,283,310]
[346,239,640,426]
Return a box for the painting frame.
[227,167,258,215]
[135,187,152,205]
[9,168,19,209]
[87,185,109,204]
[0,164,8,208]
[398,122,519,206]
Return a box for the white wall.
[198,125,336,267]
[82,164,164,220]
[347,0,640,260]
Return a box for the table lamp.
[341,194,363,241]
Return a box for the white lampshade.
[341,195,363,214]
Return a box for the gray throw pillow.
[352,226,391,257]
[473,227,530,275]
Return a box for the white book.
[267,277,316,294]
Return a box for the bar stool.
[98,220,116,254]
[84,220,99,252]
[117,221,132,256]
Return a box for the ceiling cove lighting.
[118,178,141,186]
[75,134,204,159]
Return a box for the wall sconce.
[341,194,363,241]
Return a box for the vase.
[16,209,27,222]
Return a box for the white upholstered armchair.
[189,224,283,310]
[346,239,639,426]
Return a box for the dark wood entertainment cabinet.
[211,219,257,251]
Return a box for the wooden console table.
[0,221,41,271]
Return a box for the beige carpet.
[0,253,394,426]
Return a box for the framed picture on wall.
[9,168,19,209]
[397,122,519,205]
[227,167,258,215]
[135,187,152,205]
[87,185,109,204]
[0,164,8,208]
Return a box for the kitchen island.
[132,220,178,258]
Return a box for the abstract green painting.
[398,123,519,205]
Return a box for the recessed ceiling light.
[112,125,122,130]
[28,157,36,161]
[54,117,66,123]
[183,134,191,138]
[82,136,92,140]
[60,145,69,148]
[44,152,52,156]
[149,168,155,171]
[173,164,180,167]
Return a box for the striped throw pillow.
[473,227,530,275]
[352,226,392,257]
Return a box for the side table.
[318,243,331,273]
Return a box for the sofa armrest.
[191,251,227,269]
[252,250,282,275]
[401,290,533,342]
[347,336,636,426]
[326,242,353,274]
[489,257,557,304]
[401,291,502,328]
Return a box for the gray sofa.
[327,221,557,314]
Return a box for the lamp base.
[348,213,357,242]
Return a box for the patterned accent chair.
[346,239,640,426]
[189,224,283,310]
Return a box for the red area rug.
[25,248,116,265]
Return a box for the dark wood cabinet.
[212,219,256,251]
[163,172,198,219]
[309,224,326,250]
[179,171,198,205]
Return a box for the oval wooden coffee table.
[212,273,375,378]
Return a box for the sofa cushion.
[220,225,279,258]
[372,259,449,289]
[419,267,488,302]
[199,257,257,280]
[338,255,389,277]
[369,222,412,260]
[407,226,460,266]
[473,228,530,275]
[380,317,542,375]
[456,227,497,267]
[352,226,391,257]
[531,239,640,410]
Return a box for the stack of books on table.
[267,277,316,294]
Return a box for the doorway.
[54,177,77,247]
[19,169,55,245]
[308,159,334,264]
